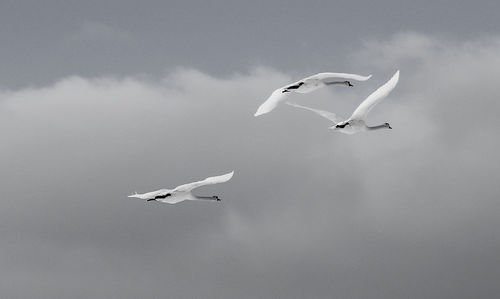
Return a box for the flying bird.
[254,72,372,117]
[287,70,400,135]
[128,171,234,204]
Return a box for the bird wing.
[304,72,372,82]
[349,70,400,121]
[172,171,234,193]
[255,72,371,117]
[157,194,188,204]
[286,102,343,124]
[254,88,289,116]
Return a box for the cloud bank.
[1,32,499,298]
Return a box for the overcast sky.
[1,1,500,298]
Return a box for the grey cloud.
[1,32,500,298]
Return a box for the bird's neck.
[367,124,389,130]
[193,195,216,200]
[325,81,350,86]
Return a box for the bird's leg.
[282,82,304,93]
[154,193,171,199]
[335,122,349,128]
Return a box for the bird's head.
[385,122,392,129]
[345,81,353,87]
[213,196,221,201]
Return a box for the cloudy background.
[1,1,500,298]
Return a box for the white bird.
[254,72,372,117]
[128,171,234,204]
[287,70,399,135]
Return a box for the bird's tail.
[128,191,139,198]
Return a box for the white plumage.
[254,72,372,116]
[128,171,234,204]
[287,70,400,135]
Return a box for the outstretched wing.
[349,70,400,121]
[172,171,234,193]
[255,72,371,117]
[304,72,372,82]
[254,88,289,116]
[286,102,343,124]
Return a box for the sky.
[1,1,500,298]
